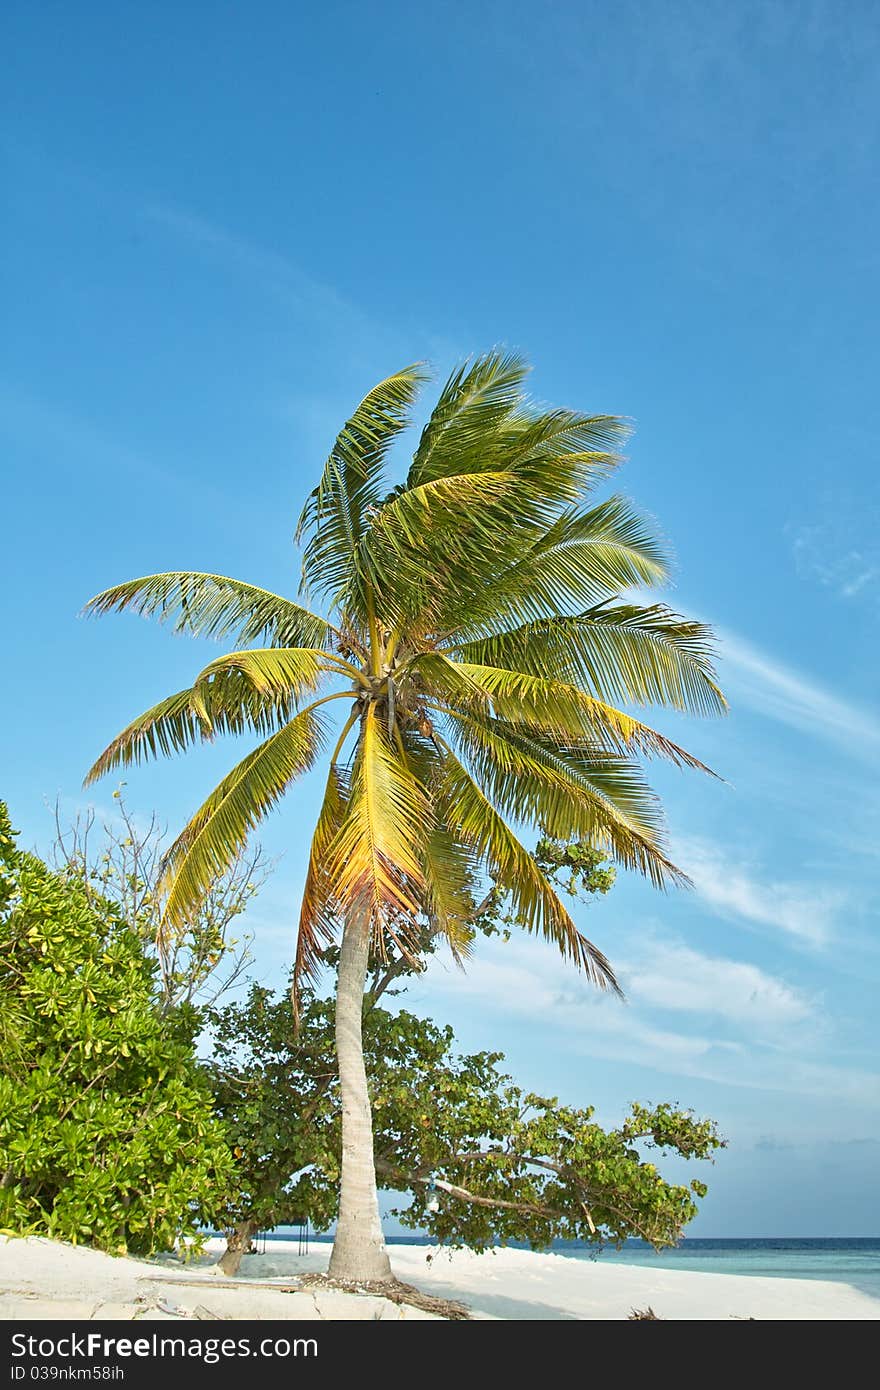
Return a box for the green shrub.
[0,802,234,1255]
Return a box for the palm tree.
[84,352,725,1283]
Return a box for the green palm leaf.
[363,471,560,629]
[83,572,333,649]
[443,709,685,889]
[449,603,725,715]
[296,364,428,609]
[419,822,481,962]
[436,743,620,991]
[493,407,628,506]
[440,497,670,639]
[407,350,530,488]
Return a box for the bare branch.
[48,790,270,1009]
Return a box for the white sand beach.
[2,1236,879,1321]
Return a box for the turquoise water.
[584,1238,880,1301]
[275,1234,880,1300]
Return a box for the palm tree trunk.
[328,910,392,1282]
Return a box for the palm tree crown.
[85,351,725,1003]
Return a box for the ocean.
[269,1232,880,1300]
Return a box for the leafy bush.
[0,802,235,1255]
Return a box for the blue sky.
[3,0,879,1236]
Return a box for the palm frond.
[192,646,341,702]
[407,350,529,488]
[419,822,482,964]
[83,572,333,649]
[397,367,631,635]
[416,654,715,771]
[83,672,298,786]
[362,470,552,627]
[448,602,724,714]
[159,706,329,929]
[439,497,670,639]
[323,705,429,929]
[436,743,620,992]
[493,407,628,507]
[542,603,727,716]
[443,709,687,889]
[296,364,428,608]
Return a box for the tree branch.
[377,1150,666,1242]
[375,1160,556,1219]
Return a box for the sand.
[2,1235,879,1321]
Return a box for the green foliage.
[473,835,616,944]
[0,803,235,1255]
[532,836,616,898]
[207,984,723,1253]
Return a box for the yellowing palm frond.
[192,645,347,701]
[84,688,214,786]
[159,706,329,931]
[323,705,430,932]
[417,655,715,771]
[83,671,298,786]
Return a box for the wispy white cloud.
[422,936,878,1106]
[674,834,841,947]
[788,517,880,605]
[141,199,465,458]
[623,938,814,1029]
[144,202,361,322]
[717,627,880,756]
[142,201,463,378]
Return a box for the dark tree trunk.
[217,1218,259,1276]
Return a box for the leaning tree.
[85,351,724,1281]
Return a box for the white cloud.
[717,628,880,757]
[788,520,880,605]
[142,201,420,369]
[674,835,840,946]
[141,200,464,435]
[144,203,344,311]
[624,939,813,1028]
[420,936,879,1106]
